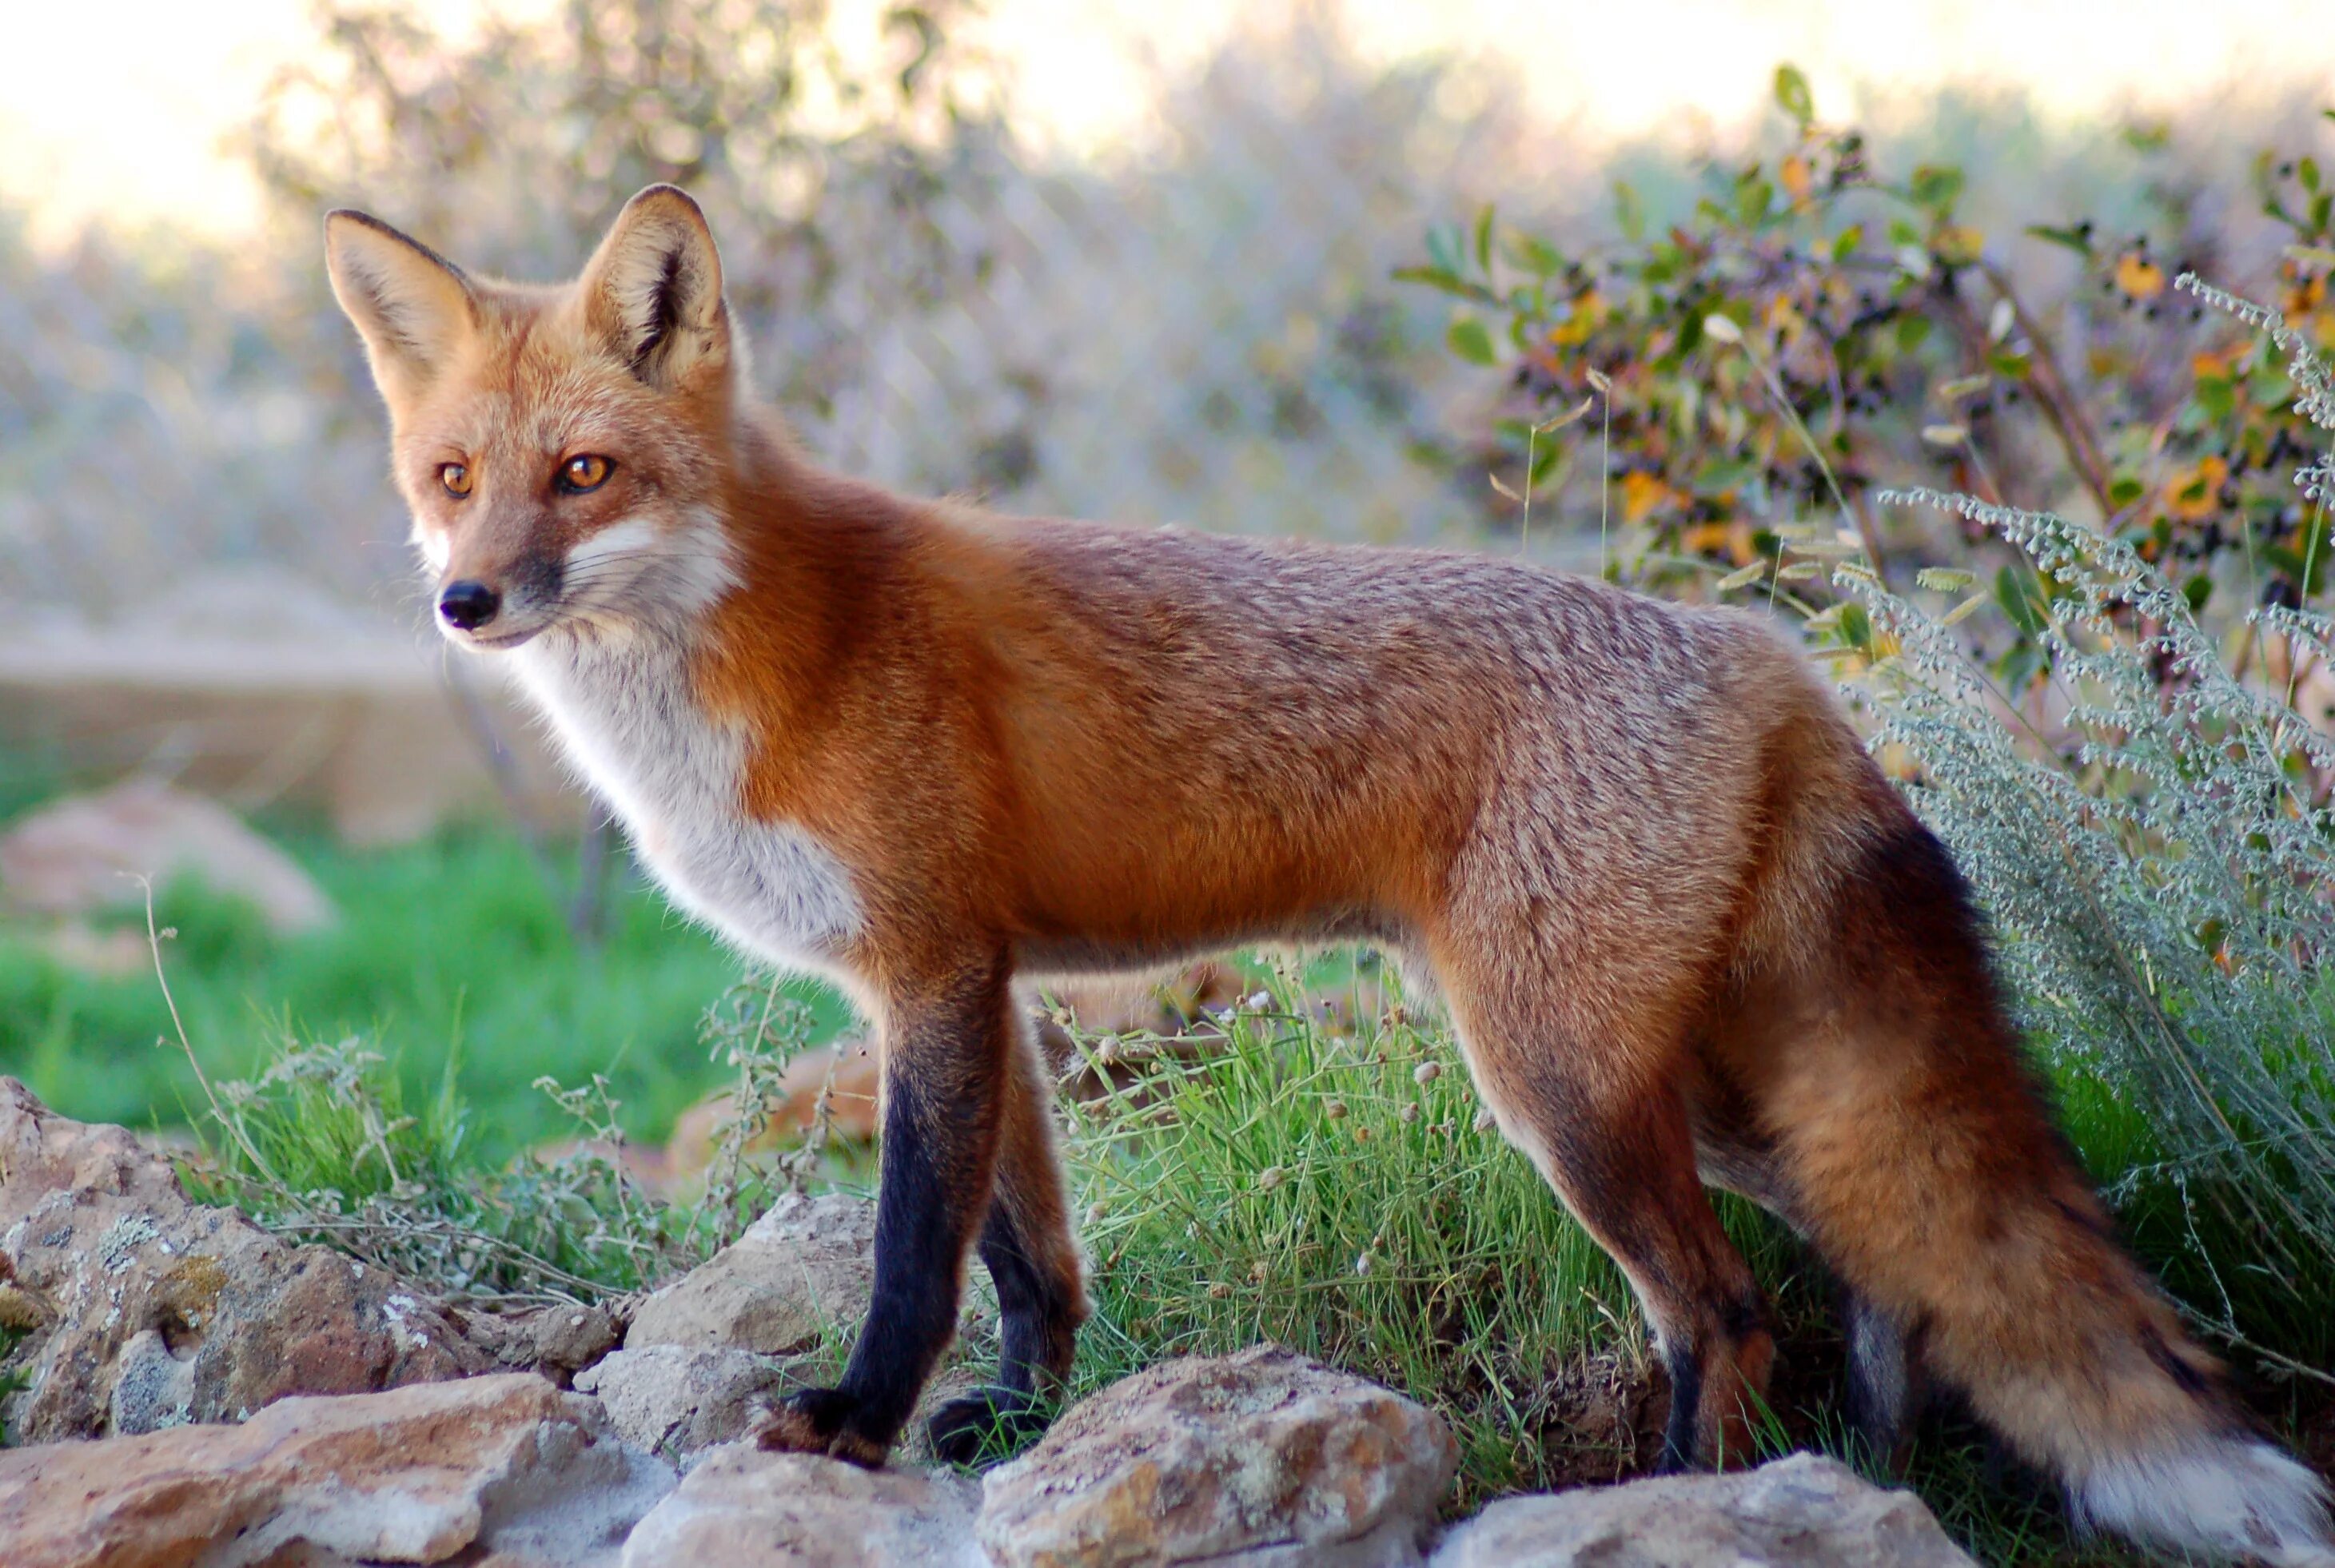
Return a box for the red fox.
[325,185,2333,1564]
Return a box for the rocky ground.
[0,1077,1977,1566]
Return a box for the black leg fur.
[1841,1283,1922,1472]
[760,961,1011,1466]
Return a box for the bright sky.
[5,0,2333,245]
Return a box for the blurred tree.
[243,0,1009,420]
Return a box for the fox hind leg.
[1445,973,1774,1470]
[1685,1077,1924,1470]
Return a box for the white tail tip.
[2074,1436,2335,1566]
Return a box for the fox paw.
[751,1387,890,1467]
[926,1386,1052,1468]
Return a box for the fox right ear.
[324,210,478,405]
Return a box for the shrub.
[1831,275,2334,1359]
[1404,71,2335,698]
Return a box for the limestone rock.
[0,1371,675,1568]
[1427,1452,1977,1568]
[532,1302,623,1381]
[624,1192,875,1357]
[0,1077,493,1441]
[620,1443,983,1568]
[0,777,334,934]
[575,1344,798,1461]
[977,1343,1457,1568]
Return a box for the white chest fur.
[509,629,863,969]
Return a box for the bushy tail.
[1759,794,2333,1566]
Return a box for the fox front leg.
[754,959,1013,1465]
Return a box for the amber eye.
[440,462,473,498]
[557,454,612,493]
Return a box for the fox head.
[325,185,741,649]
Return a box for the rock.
[576,1345,799,1461]
[1426,1452,1976,1568]
[977,1343,1457,1568]
[0,1077,494,1441]
[0,776,334,935]
[620,1443,982,1568]
[0,1371,675,1568]
[625,1192,875,1357]
[534,1302,623,1380]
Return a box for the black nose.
[438,579,501,631]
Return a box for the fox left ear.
[578,185,731,392]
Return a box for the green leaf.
[1425,222,1466,279]
[2108,474,2146,508]
[1909,164,1964,212]
[1773,64,1815,126]
[2025,222,2094,257]
[1447,317,1498,366]
[1695,455,1758,491]
[1996,565,2048,635]
[1895,313,1934,352]
[1500,233,1564,276]
[2183,574,2214,613]
[1389,265,1489,301]
[2302,157,2323,195]
[1836,602,1874,648]
[1831,224,1864,262]
[1736,177,1775,228]
[1614,181,1646,243]
[2196,375,2234,422]
[1474,204,1497,273]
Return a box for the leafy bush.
[1405,71,2335,696]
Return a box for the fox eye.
[557,454,612,493]
[440,463,472,498]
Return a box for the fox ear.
[577,185,730,391]
[324,211,478,406]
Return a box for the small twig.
[132,874,283,1191]
[1981,261,2116,518]
[1707,319,1891,589]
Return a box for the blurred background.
[2,0,2331,1154]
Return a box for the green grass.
[0,813,851,1159]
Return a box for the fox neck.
[504,535,866,971]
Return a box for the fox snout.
[425,539,568,647]
[437,579,501,631]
